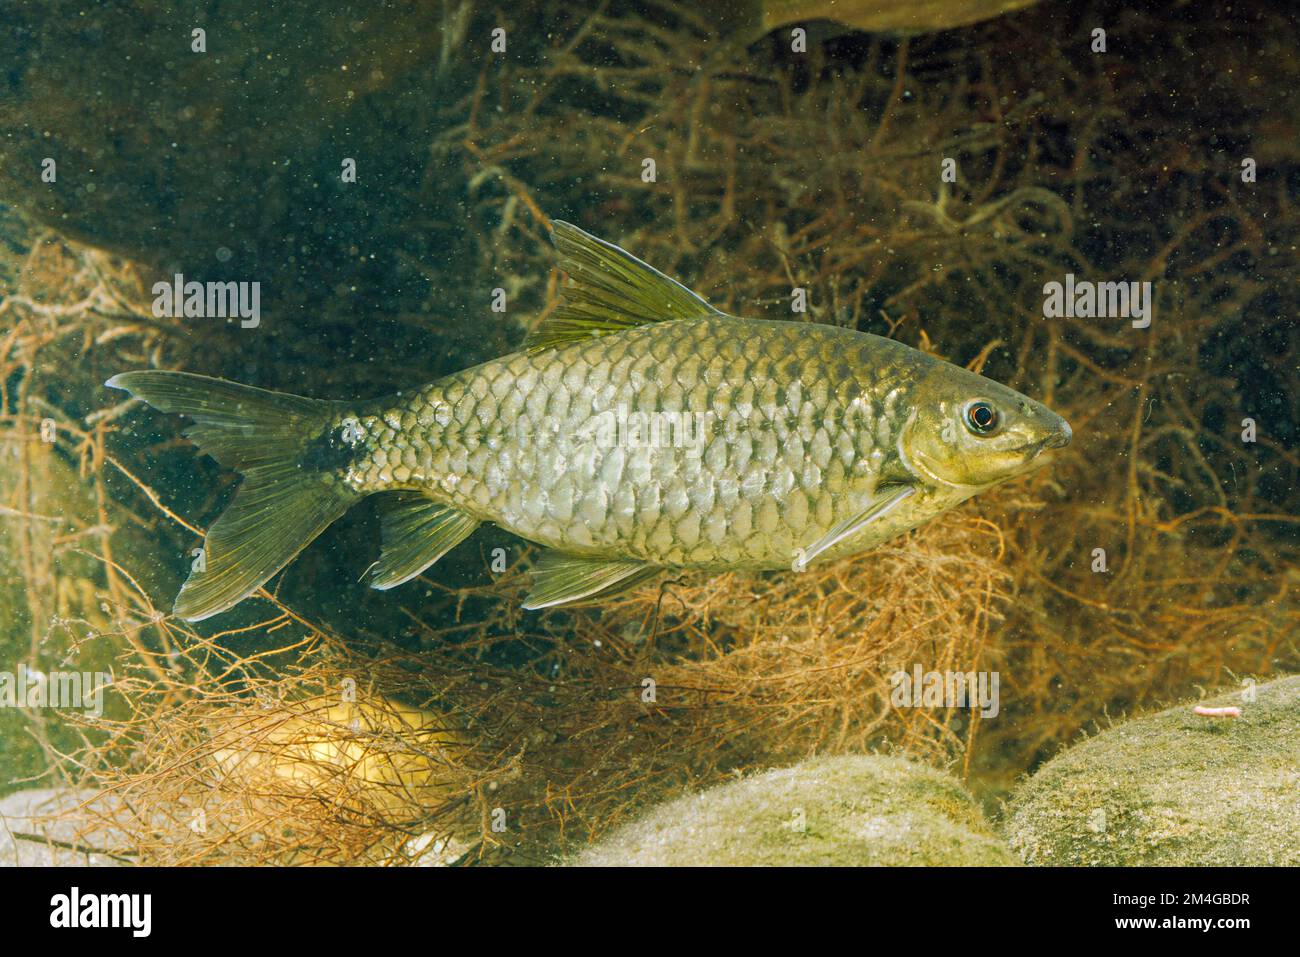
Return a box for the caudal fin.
[107,371,357,621]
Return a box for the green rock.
[568,754,1016,866]
[1005,676,1299,866]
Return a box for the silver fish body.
[108,221,1071,619]
[337,316,956,569]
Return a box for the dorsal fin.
[524,221,720,352]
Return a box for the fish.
[712,0,1042,44]
[107,220,1071,621]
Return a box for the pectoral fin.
[792,484,917,571]
[522,551,660,610]
[370,492,480,590]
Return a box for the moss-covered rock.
[0,788,125,866]
[568,754,1016,866]
[1005,676,1299,866]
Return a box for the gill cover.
[901,366,1071,489]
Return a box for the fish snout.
[1045,418,1073,449]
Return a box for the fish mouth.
[1045,419,1073,449]
[1021,421,1072,461]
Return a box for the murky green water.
[1,0,1295,865]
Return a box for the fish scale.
[335,315,920,568]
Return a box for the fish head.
[900,365,1072,490]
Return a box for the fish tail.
[106,370,359,621]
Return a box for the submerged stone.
[1006,675,1299,866]
[568,754,1016,866]
[0,788,125,867]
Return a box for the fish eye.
[964,401,1000,435]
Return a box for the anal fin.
[370,492,480,590]
[522,551,660,610]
